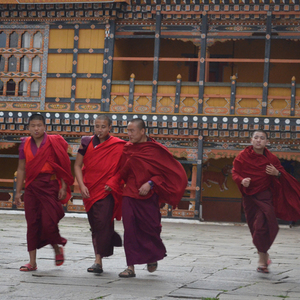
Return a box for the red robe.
[82,136,126,219]
[232,146,300,221]
[24,135,74,204]
[22,134,73,251]
[120,137,188,207]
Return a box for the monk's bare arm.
[15,159,26,206]
[74,152,90,198]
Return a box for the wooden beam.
[198,12,207,114]
[262,12,272,115]
[151,12,162,113]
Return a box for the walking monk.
[232,129,300,273]
[118,118,188,278]
[15,113,74,271]
[74,115,125,274]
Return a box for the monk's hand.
[266,164,280,176]
[80,185,90,198]
[14,192,22,206]
[139,182,151,196]
[104,185,112,191]
[58,188,67,200]
[241,177,251,187]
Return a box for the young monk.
[74,115,126,274]
[232,129,300,273]
[118,118,188,278]
[15,113,74,271]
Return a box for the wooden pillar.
[151,12,162,113]
[174,74,181,113]
[128,73,135,112]
[198,12,208,114]
[102,19,115,112]
[195,136,204,220]
[262,12,272,115]
[205,50,210,82]
[230,75,237,115]
[70,24,79,111]
[291,76,296,116]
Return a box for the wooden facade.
[0,1,300,221]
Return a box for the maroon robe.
[79,135,125,257]
[232,146,300,253]
[21,134,73,251]
[119,138,187,265]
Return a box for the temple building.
[0,0,300,222]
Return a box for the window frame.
[0,25,49,108]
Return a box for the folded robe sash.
[232,146,300,221]
[82,135,126,219]
[23,135,74,204]
[120,137,188,207]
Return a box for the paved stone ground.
[1,211,300,300]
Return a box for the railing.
[110,75,300,117]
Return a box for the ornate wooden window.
[0,25,49,109]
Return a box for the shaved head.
[96,114,112,126]
[252,129,268,139]
[29,113,45,125]
[128,118,146,130]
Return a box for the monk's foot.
[258,251,269,266]
[119,268,136,278]
[147,262,158,273]
[55,246,64,266]
[20,263,37,272]
[87,263,103,274]
[257,265,269,274]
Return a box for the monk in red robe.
[232,129,300,273]
[15,114,74,272]
[74,115,126,274]
[118,118,188,278]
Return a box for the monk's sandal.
[87,263,103,274]
[119,268,136,278]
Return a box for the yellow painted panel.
[204,86,231,95]
[46,78,72,97]
[49,29,74,49]
[157,85,176,94]
[206,98,228,107]
[78,29,105,49]
[135,85,152,93]
[236,87,263,96]
[136,96,150,106]
[270,99,288,109]
[159,97,174,106]
[111,84,129,93]
[238,99,260,108]
[182,97,197,107]
[112,96,127,105]
[181,86,198,95]
[77,54,103,73]
[76,79,102,99]
[268,88,290,97]
[47,54,73,73]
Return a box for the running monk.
[15,113,74,272]
[232,129,300,273]
[118,118,188,278]
[74,115,126,274]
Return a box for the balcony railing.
[111,75,300,117]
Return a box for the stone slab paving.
[1,212,300,300]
